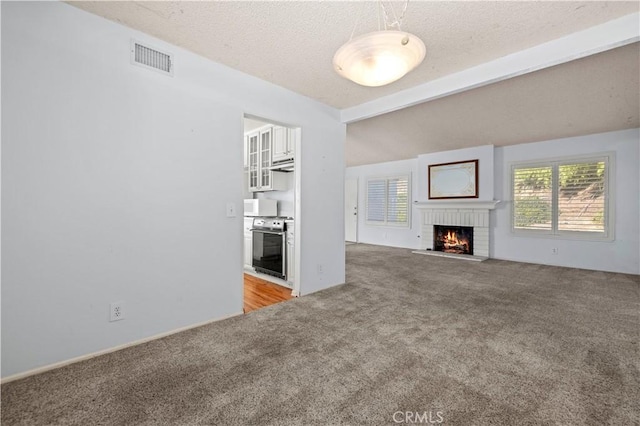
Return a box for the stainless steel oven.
[251,218,286,280]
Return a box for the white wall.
[346,131,639,275]
[416,145,495,202]
[1,2,345,378]
[345,159,420,249]
[345,146,495,249]
[492,128,639,274]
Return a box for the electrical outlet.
[110,301,125,322]
[551,248,558,255]
[317,264,324,275]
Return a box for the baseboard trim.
[0,311,243,384]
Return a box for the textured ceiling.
[70,1,638,109]
[68,1,640,166]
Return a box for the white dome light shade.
[333,30,426,87]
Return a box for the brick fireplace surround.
[414,201,500,259]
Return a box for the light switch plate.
[226,202,236,218]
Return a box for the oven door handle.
[251,229,286,236]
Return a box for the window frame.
[365,174,412,228]
[509,153,615,241]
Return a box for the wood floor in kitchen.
[243,274,293,313]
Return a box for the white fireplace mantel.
[414,200,500,258]
[414,200,500,210]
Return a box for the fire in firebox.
[433,225,474,255]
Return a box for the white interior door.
[345,178,358,242]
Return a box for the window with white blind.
[511,154,613,239]
[366,175,410,227]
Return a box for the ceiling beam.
[340,12,640,124]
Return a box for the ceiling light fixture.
[333,1,425,87]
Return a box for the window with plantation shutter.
[558,161,606,233]
[513,166,553,231]
[366,175,411,227]
[511,155,612,239]
[366,179,386,223]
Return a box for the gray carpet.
[2,244,639,425]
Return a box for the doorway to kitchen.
[242,115,301,312]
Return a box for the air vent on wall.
[130,40,173,76]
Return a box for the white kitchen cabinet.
[247,130,260,190]
[247,127,288,192]
[286,220,295,284]
[244,217,254,269]
[272,126,295,165]
[259,129,272,188]
[272,126,289,163]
